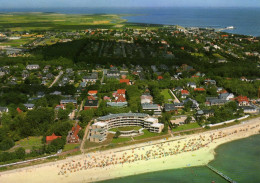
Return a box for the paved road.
[48,71,63,88]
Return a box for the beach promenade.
[0,117,259,183]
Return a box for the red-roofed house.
[55,104,66,110]
[88,90,98,96]
[16,107,22,113]
[234,96,250,106]
[67,124,82,143]
[112,89,126,102]
[88,95,96,101]
[194,88,206,92]
[116,89,126,95]
[181,90,189,98]
[46,133,61,144]
[103,96,111,101]
[157,76,163,80]
[120,79,130,85]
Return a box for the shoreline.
[0,117,259,183]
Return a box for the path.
[169,89,180,103]
[80,121,92,153]
[49,71,63,88]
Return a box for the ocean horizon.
[0,7,260,36]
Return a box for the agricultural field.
[0,13,126,31]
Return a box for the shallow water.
[100,134,260,183]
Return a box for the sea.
[0,7,260,36]
[100,134,260,183]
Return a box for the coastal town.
[0,12,260,183]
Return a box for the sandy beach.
[1,117,259,183]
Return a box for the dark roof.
[164,104,177,112]
[85,100,98,107]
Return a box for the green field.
[0,13,126,31]
[111,137,132,144]
[161,89,173,103]
[109,126,142,132]
[63,143,80,152]
[14,136,43,150]
[213,53,226,59]
[172,123,200,132]
[133,129,162,140]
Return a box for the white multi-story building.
[88,113,164,142]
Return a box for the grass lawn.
[111,137,132,144]
[133,129,163,140]
[161,89,173,103]
[14,136,43,150]
[213,53,225,59]
[109,126,142,132]
[63,143,80,152]
[172,123,200,132]
[191,53,204,57]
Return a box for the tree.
[114,131,121,139]
[57,109,70,121]
[185,116,192,124]
[15,147,26,159]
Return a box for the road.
[48,71,63,88]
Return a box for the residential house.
[219,93,234,101]
[22,70,29,79]
[83,72,98,83]
[187,82,196,89]
[234,96,250,106]
[24,103,35,110]
[142,103,162,115]
[120,79,130,85]
[240,106,258,114]
[46,133,61,144]
[204,79,216,85]
[0,107,8,115]
[181,90,190,98]
[26,64,40,70]
[183,98,199,109]
[84,100,98,110]
[67,124,82,143]
[141,94,153,104]
[196,109,214,119]
[88,90,98,96]
[60,99,77,107]
[164,104,177,113]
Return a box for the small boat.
[226,26,235,29]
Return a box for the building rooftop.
[97,113,149,121]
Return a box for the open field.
[161,89,173,103]
[172,123,201,132]
[133,129,167,140]
[13,136,43,151]
[111,137,132,144]
[0,13,126,31]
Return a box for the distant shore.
[0,117,259,183]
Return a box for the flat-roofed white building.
[88,113,164,142]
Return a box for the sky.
[0,0,260,8]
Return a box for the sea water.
[0,7,260,36]
[100,134,260,183]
